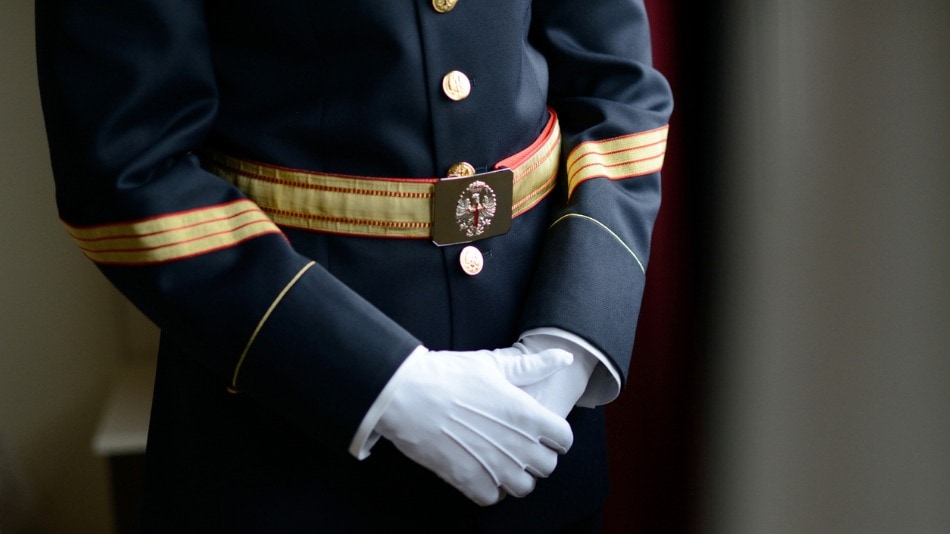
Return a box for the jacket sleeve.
[35,1,420,453]
[521,0,674,387]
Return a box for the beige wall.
[0,2,151,532]
[703,1,950,533]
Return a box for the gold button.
[459,246,484,276]
[442,70,471,101]
[446,162,476,177]
[432,0,458,13]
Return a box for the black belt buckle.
[432,168,514,246]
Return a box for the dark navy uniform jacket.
[37,0,672,531]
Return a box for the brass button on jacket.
[459,246,484,276]
[446,161,476,177]
[432,0,458,13]
[442,70,471,101]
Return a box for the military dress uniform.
[36,0,671,531]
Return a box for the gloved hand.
[516,334,598,418]
[376,346,575,506]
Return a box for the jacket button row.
[433,0,477,277]
[432,0,458,14]
[432,1,467,100]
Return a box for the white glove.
[516,335,598,418]
[517,328,623,416]
[375,346,575,506]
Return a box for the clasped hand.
[376,346,575,506]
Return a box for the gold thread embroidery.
[566,126,669,198]
[64,200,282,265]
[203,117,562,238]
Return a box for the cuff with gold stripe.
[63,199,283,265]
[565,125,669,199]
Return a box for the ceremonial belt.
[202,112,561,244]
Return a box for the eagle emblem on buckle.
[432,168,512,246]
[455,180,497,238]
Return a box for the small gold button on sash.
[432,0,458,13]
[446,162,476,177]
[442,70,471,101]
[459,245,484,276]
